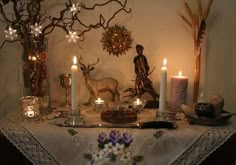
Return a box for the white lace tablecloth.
[0,108,235,165]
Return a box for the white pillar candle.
[71,56,79,112]
[159,58,167,113]
[169,71,188,110]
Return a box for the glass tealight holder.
[20,96,40,119]
[132,98,146,113]
[94,98,105,112]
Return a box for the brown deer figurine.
[79,58,120,105]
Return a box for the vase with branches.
[0,0,131,103]
[178,0,213,103]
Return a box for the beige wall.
[0,0,235,118]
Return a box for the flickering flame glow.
[95,98,104,104]
[163,58,167,66]
[178,71,182,77]
[73,56,77,65]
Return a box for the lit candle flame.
[137,98,140,104]
[29,55,37,61]
[178,70,182,77]
[32,56,37,61]
[163,58,167,66]
[73,56,77,65]
[95,97,104,104]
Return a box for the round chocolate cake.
[101,109,137,124]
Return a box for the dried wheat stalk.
[178,0,213,103]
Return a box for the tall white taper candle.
[159,58,167,113]
[71,56,78,112]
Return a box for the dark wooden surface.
[0,131,235,165]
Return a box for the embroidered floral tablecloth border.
[0,119,235,165]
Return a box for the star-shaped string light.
[4,26,18,40]
[30,23,42,37]
[66,31,79,43]
[70,3,81,16]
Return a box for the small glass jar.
[132,98,145,113]
[20,96,40,118]
[94,98,105,112]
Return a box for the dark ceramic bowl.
[194,102,215,118]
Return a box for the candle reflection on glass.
[25,106,35,118]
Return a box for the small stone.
[209,94,224,116]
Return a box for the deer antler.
[78,57,86,69]
[88,58,100,69]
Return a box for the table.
[0,107,236,165]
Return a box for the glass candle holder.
[20,96,40,118]
[94,98,105,112]
[132,98,145,113]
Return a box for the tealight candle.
[94,98,105,112]
[132,98,144,112]
[20,96,40,118]
[133,98,142,105]
[25,107,35,118]
[169,70,188,110]
[95,98,104,104]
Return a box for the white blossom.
[30,23,42,37]
[66,31,79,43]
[70,3,81,16]
[112,143,124,155]
[92,150,105,162]
[120,151,132,164]
[4,26,18,40]
[103,142,113,153]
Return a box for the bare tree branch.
[0,0,131,96]
[0,39,20,49]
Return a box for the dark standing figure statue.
[133,44,159,100]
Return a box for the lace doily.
[0,119,59,165]
[171,125,236,165]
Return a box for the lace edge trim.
[0,119,60,165]
[169,127,208,163]
[170,125,236,165]
[196,128,236,165]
